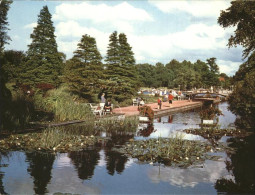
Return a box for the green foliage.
[218,0,255,58]
[0,95,35,132]
[20,5,63,86]
[65,34,104,101]
[104,31,139,102]
[228,52,255,129]
[137,58,221,89]
[136,63,155,87]
[2,50,26,82]
[219,1,255,129]
[0,0,12,53]
[33,86,94,122]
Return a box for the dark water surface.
[0,102,254,194]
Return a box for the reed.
[33,86,94,122]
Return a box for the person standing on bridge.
[158,97,162,109]
[168,91,174,107]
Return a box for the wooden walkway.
[113,100,203,117]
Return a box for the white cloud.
[127,23,231,64]
[53,2,153,34]
[55,20,109,58]
[149,0,230,18]
[218,60,241,76]
[24,22,37,29]
[53,2,153,22]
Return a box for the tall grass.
[33,85,94,122]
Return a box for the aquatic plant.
[33,86,94,122]
[200,106,223,120]
[0,116,139,152]
[113,134,226,167]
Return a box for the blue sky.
[5,0,244,76]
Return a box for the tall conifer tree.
[0,0,12,53]
[0,0,12,99]
[65,34,103,101]
[20,5,62,86]
[118,33,139,97]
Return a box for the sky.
[5,0,244,76]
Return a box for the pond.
[0,102,254,194]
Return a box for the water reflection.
[147,155,233,188]
[105,150,128,175]
[0,153,8,194]
[25,152,55,194]
[215,134,255,194]
[0,102,254,194]
[139,102,238,141]
[69,149,100,180]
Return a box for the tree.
[105,31,138,102]
[20,5,62,87]
[219,1,255,129]
[218,0,255,59]
[65,34,104,101]
[136,63,156,88]
[228,52,255,129]
[2,50,26,81]
[206,57,220,87]
[0,0,12,53]
[118,33,139,94]
[0,0,13,132]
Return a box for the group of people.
[100,90,176,113]
[157,91,174,109]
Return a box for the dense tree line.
[136,57,230,90]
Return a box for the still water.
[0,102,254,194]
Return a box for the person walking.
[168,91,174,107]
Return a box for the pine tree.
[20,5,62,87]
[0,0,12,53]
[118,33,139,94]
[0,0,12,99]
[65,34,104,101]
[104,31,138,102]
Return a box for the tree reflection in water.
[0,152,8,194]
[26,152,55,194]
[105,150,128,175]
[68,149,100,180]
[215,134,255,194]
[104,131,134,175]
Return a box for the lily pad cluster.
[112,138,228,168]
[0,132,101,153]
